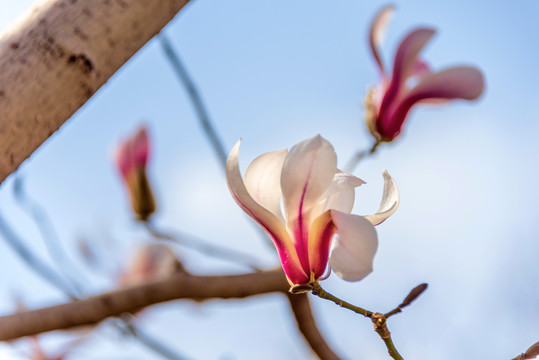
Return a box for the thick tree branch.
[0,0,190,184]
[0,269,288,341]
[287,294,340,360]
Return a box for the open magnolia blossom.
[366,5,485,142]
[226,135,399,289]
[115,126,156,221]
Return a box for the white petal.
[365,170,400,226]
[244,149,288,222]
[329,211,378,282]
[226,140,308,283]
[281,135,337,226]
[313,172,365,216]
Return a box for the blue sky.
[0,1,538,359]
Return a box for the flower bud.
[400,283,428,308]
[119,243,182,287]
[115,126,156,221]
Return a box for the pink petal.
[120,243,178,286]
[364,170,399,226]
[115,140,133,179]
[244,149,288,223]
[308,210,337,279]
[389,28,436,92]
[281,135,337,274]
[381,66,485,138]
[412,58,432,79]
[369,5,395,78]
[407,66,485,103]
[133,127,150,168]
[376,28,436,139]
[329,211,378,282]
[115,126,150,180]
[226,140,308,284]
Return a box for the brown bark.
[287,293,341,360]
[0,0,190,184]
[0,269,289,341]
[0,268,341,359]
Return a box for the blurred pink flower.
[115,126,156,220]
[366,5,485,142]
[119,243,181,287]
[226,135,399,289]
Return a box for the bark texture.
[0,269,290,341]
[0,0,190,184]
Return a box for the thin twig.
[0,210,193,360]
[144,221,263,272]
[117,315,191,360]
[0,211,77,299]
[13,176,85,296]
[159,33,340,360]
[159,34,228,169]
[158,32,273,248]
[311,283,372,318]
[344,140,381,173]
[311,282,427,360]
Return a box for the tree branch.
[0,0,191,184]
[286,294,340,360]
[0,269,288,341]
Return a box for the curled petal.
[329,211,378,282]
[369,5,395,77]
[308,210,337,279]
[365,170,399,226]
[226,140,308,284]
[313,172,365,217]
[244,149,288,223]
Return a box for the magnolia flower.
[119,243,182,287]
[365,5,485,142]
[115,126,156,220]
[226,135,398,289]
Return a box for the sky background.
[0,0,538,359]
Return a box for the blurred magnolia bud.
[115,126,156,221]
[120,243,182,287]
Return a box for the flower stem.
[311,282,372,318]
[379,334,404,360]
[344,140,381,173]
[311,282,418,360]
[143,220,263,272]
